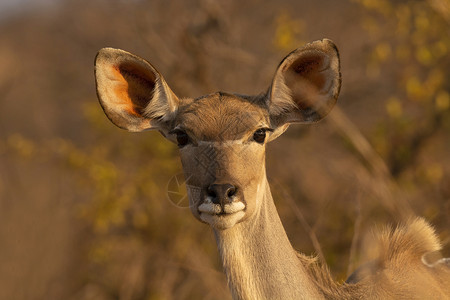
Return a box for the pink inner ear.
[113,61,157,116]
[289,53,328,93]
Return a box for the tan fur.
[95,40,449,300]
[175,92,268,142]
[302,218,450,299]
[374,218,442,262]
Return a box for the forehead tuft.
[176,92,268,141]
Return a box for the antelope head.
[94,39,341,230]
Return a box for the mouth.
[198,200,246,230]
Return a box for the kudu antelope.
[95,39,450,299]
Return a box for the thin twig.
[328,106,414,220]
[276,183,326,263]
[347,189,363,277]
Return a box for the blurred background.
[0,0,449,299]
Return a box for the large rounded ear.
[95,48,179,132]
[268,39,341,125]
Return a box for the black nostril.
[226,185,236,197]
[207,183,237,205]
[207,185,217,198]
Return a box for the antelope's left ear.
[268,39,341,126]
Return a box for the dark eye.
[253,129,267,144]
[176,131,189,146]
[170,129,189,147]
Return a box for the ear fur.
[269,39,341,125]
[95,48,179,132]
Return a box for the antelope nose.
[207,183,236,205]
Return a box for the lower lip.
[200,211,245,229]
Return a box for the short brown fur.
[95,40,449,299]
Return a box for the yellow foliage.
[435,90,450,111]
[415,46,433,66]
[89,163,117,182]
[357,0,450,192]
[432,40,448,58]
[395,4,411,37]
[357,0,392,15]
[386,97,403,118]
[374,42,392,62]
[83,100,111,130]
[414,14,430,32]
[7,134,35,158]
[424,163,444,183]
[405,77,424,100]
[273,11,305,51]
[88,242,110,264]
[67,150,87,168]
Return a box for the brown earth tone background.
[0,0,449,299]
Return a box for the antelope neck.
[213,178,322,300]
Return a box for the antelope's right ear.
[95,48,179,132]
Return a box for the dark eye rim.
[169,128,190,147]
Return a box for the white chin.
[200,211,245,230]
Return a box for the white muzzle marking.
[198,197,245,215]
[198,197,246,230]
